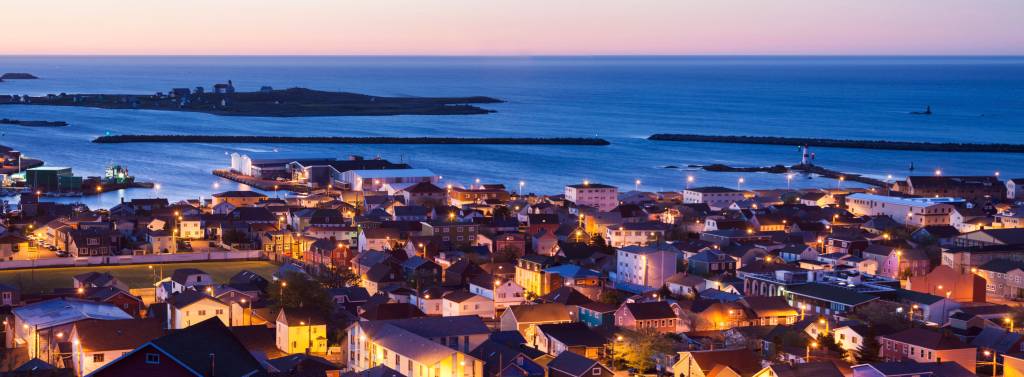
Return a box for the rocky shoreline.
[93,135,612,145]
[649,134,1024,153]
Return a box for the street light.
[686,175,694,189]
[518,180,525,196]
[1005,317,1015,333]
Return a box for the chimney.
[208,353,216,377]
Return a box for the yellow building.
[276,308,328,354]
[515,255,555,298]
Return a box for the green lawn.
[0,260,280,295]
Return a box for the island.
[0,83,502,117]
[648,134,1024,153]
[0,73,38,80]
[92,135,611,145]
[0,119,68,127]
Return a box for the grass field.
[0,260,280,295]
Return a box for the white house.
[605,222,667,248]
[565,183,618,212]
[469,279,526,310]
[169,268,213,292]
[683,187,746,210]
[442,291,495,318]
[615,245,678,291]
[165,291,230,329]
[1008,179,1024,200]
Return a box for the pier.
[649,134,1024,153]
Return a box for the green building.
[25,167,82,192]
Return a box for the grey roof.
[979,258,1024,274]
[170,268,209,285]
[854,361,975,377]
[786,283,878,307]
[507,303,571,324]
[547,350,603,377]
[970,326,1024,353]
[13,297,133,329]
[623,302,676,320]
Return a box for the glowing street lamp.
[518,180,525,195]
[686,175,694,189]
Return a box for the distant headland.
[0,119,68,127]
[92,135,611,146]
[0,73,38,80]
[0,81,501,117]
[648,134,1024,153]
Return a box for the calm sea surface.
[0,56,1022,208]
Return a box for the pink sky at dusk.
[2,0,1022,55]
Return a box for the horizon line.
[2,53,1024,58]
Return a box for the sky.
[2,0,1022,55]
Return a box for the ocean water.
[0,56,1022,208]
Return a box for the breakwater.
[93,135,611,145]
[648,134,1024,153]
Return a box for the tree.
[612,329,674,374]
[270,271,333,318]
[855,331,881,364]
[848,301,911,331]
[599,289,628,305]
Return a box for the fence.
[0,250,264,270]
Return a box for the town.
[0,152,1022,377]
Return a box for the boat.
[910,105,932,115]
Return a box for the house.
[877,328,977,373]
[0,232,29,260]
[442,290,495,318]
[604,222,667,248]
[534,322,606,359]
[423,220,479,247]
[906,265,986,303]
[73,272,129,291]
[976,258,1024,300]
[164,290,230,329]
[894,175,1005,201]
[479,232,527,256]
[950,207,989,233]
[1009,178,1024,200]
[276,308,328,354]
[211,190,268,208]
[68,318,165,376]
[87,317,266,377]
[672,348,763,377]
[169,268,213,292]
[851,361,975,377]
[402,256,443,289]
[358,228,403,252]
[499,303,573,340]
[469,277,526,310]
[565,183,618,212]
[577,302,617,330]
[546,351,612,377]
[82,287,145,318]
[614,301,679,333]
[346,316,488,376]
[267,354,342,377]
[515,255,557,298]
[532,229,559,256]
[397,182,447,207]
[615,245,678,292]
[753,362,844,377]
[0,283,20,306]
[449,184,511,207]
[687,250,735,276]
[953,228,1024,248]
[683,187,747,210]
[665,273,706,298]
[786,282,879,316]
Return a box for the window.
[145,353,160,364]
[198,310,207,316]
[93,354,104,363]
[592,368,602,376]
[215,309,224,315]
